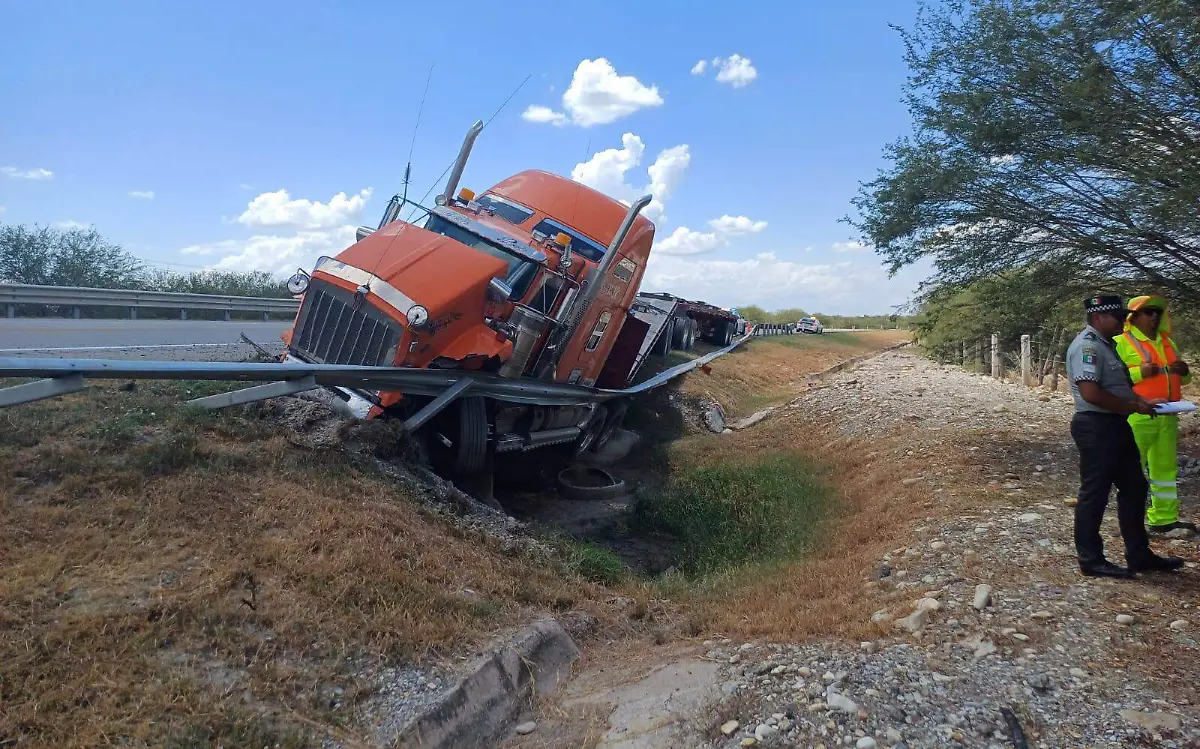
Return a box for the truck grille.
[292,280,403,366]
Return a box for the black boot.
[1148,521,1199,535]
[1128,553,1185,573]
[1080,559,1135,579]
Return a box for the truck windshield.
[423,214,537,296]
[476,194,534,225]
[530,218,608,262]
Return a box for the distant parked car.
[798,316,824,334]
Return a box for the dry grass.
[656,409,968,643]
[0,381,645,748]
[681,331,908,417]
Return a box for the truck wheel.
[686,320,697,349]
[573,405,608,457]
[654,319,674,356]
[672,318,689,350]
[429,396,489,475]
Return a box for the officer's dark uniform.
[1065,295,1185,577]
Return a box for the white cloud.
[55,220,89,230]
[239,183,253,190]
[521,105,569,126]
[179,187,373,274]
[711,54,758,88]
[127,190,155,200]
[236,187,372,231]
[642,252,917,313]
[655,214,768,256]
[525,58,663,127]
[571,134,690,222]
[989,154,1017,166]
[2,166,54,180]
[690,59,708,75]
[0,206,6,215]
[710,215,768,234]
[180,227,357,274]
[832,240,869,252]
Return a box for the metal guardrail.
[0,283,300,321]
[0,331,756,414]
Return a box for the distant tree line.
[735,304,912,329]
[0,223,290,319]
[849,0,1200,358]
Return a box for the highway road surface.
[0,319,290,361]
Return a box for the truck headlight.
[406,305,429,327]
[286,271,310,294]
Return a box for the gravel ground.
[706,351,1200,749]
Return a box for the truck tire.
[654,319,674,356]
[687,319,698,349]
[429,396,489,476]
[672,317,690,350]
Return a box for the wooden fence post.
[991,333,1001,379]
[1021,334,1032,386]
[1051,354,1062,392]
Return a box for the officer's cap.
[1084,295,1132,315]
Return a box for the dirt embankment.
[0,331,907,748]
[519,351,1200,749]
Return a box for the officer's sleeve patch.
[1080,346,1098,373]
[1083,331,1097,341]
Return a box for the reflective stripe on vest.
[1122,331,1180,401]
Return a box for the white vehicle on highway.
[797,316,824,334]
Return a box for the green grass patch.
[634,453,832,576]
[567,541,628,585]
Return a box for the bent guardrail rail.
[0,330,756,428]
[0,283,300,320]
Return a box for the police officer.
[1066,295,1185,578]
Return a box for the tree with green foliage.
[1,224,144,288]
[0,223,291,314]
[849,0,1200,304]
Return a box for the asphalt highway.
[0,319,290,361]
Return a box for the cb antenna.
[366,63,434,287]
[402,63,435,206]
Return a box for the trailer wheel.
[653,319,674,356]
[686,320,697,349]
[671,317,689,350]
[428,396,489,476]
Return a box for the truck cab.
[281,121,655,475]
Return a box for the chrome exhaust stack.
[440,119,485,205]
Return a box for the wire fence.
[938,329,1072,390]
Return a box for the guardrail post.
[991,333,1001,379]
[263,312,269,322]
[181,309,188,321]
[1021,334,1031,386]
[129,307,137,320]
[5,304,13,319]
[72,306,81,320]
[223,310,232,322]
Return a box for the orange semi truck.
[280,120,734,476]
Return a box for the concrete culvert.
[557,466,627,500]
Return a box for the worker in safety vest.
[1114,295,1196,535]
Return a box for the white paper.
[1154,400,1197,415]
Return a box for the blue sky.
[1,0,932,315]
